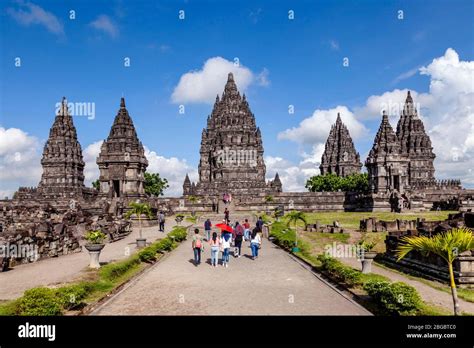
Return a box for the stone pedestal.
[84,244,105,269]
[136,238,147,248]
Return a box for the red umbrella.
[215,223,233,233]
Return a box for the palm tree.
[264,195,274,214]
[396,227,474,316]
[286,211,307,252]
[125,202,153,243]
[188,195,198,216]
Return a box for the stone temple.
[183,73,281,197]
[365,111,409,193]
[97,98,148,199]
[37,97,86,200]
[396,91,436,186]
[320,113,362,176]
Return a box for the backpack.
[195,238,202,249]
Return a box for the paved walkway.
[0,222,177,300]
[93,215,370,315]
[340,257,474,314]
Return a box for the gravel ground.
[93,217,370,315]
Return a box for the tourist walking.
[233,221,244,257]
[250,228,261,260]
[158,211,165,232]
[243,219,251,241]
[209,232,220,267]
[204,218,212,241]
[192,228,203,266]
[256,216,264,232]
[224,208,230,224]
[220,231,232,268]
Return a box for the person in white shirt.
[250,228,261,260]
[220,231,232,268]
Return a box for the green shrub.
[16,287,63,316]
[168,227,187,242]
[99,255,141,281]
[317,254,362,286]
[363,280,422,315]
[55,283,92,310]
[138,247,157,262]
[270,222,309,252]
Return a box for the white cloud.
[256,68,270,86]
[7,1,64,36]
[278,105,368,145]
[83,140,103,186]
[0,127,42,198]
[329,40,340,51]
[89,15,119,38]
[144,147,197,197]
[171,57,261,104]
[391,67,419,85]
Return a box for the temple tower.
[320,113,362,176]
[396,91,436,185]
[184,72,279,196]
[37,97,86,199]
[365,111,409,193]
[97,98,148,199]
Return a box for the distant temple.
[37,97,86,200]
[96,98,148,199]
[365,111,409,193]
[183,73,281,197]
[396,91,436,185]
[320,113,362,177]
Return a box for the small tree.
[187,195,198,216]
[264,195,274,214]
[286,211,307,252]
[144,172,169,196]
[396,227,474,316]
[125,202,153,241]
[92,179,100,191]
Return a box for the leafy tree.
[305,173,368,192]
[144,172,169,196]
[286,211,307,251]
[92,179,100,190]
[187,195,198,216]
[396,227,474,316]
[264,195,274,214]
[125,202,153,241]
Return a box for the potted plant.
[175,214,184,226]
[125,202,153,248]
[357,239,378,274]
[84,230,106,269]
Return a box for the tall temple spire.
[187,72,278,196]
[37,97,86,200]
[366,111,409,193]
[320,113,361,177]
[97,97,148,199]
[396,91,435,184]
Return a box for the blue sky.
[1,0,473,196]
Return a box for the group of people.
[192,217,265,268]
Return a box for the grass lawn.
[302,211,457,230]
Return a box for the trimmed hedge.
[16,288,63,316]
[363,280,423,315]
[317,254,362,286]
